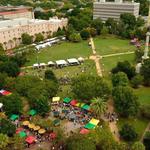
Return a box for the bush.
[80,29,90,40]
[131,75,143,88]
[140,105,150,119]
[69,33,82,42]
[120,123,138,142]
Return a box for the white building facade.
[93,0,140,21]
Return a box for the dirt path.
[89,38,103,77]
[140,122,150,142]
[89,38,120,141]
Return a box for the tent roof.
[89,118,99,126]
[33,64,39,67]
[67,58,79,64]
[10,114,19,121]
[39,63,46,66]
[75,102,85,107]
[28,109,37,116]
[19,131,27,138]
[26,136,36,144]
[84,123,96,129]
[52,97,60,102]
[78,57,84,61]
[70,100,78,106]
[50,132,56,139]
[16,127,24,134]
[80,128,89,134]
[82,104,90,110]
[0,103,3,108]
[63,97,71,103]
[56,60,68,65]
[0,89,12,96]
[48,61,55,65]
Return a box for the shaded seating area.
[0,89,12,96]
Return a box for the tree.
[140,105,150,120]
[101,26,109,36]
[112,86,139,117]
[91,18,103,35]
[112,72,129,87]
[136,17,145,27]
[35,33,44,42]
[69,33,82,42]
[66,134,96,150]
[141,59,150,86]
[0,93,23,116]
[87,27,97,37]
[119,124,138,142]
[131,142,145,150]
[0,118,16,137]
[72,75,111,102]
[120,13,136,30]
[45,70,58,83]
[91,97,107,119]
[112,61,136,80]
[21,33,32,45]
[131,75,143,88]
[80,29,90,40]
[0,61,20,77]
[0,73,8,89]
[0,133,9,149]
[105,18,117,34]
[0,43,4,55]
[10,134,25,150]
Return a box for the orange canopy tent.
[25,136,36,144]
[80,128,89,134]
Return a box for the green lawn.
[101,53,135,76]
[94,36,136,55]
[118,118,149,140]
[25,41,91,66]
[134,87,150,106]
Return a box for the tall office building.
[93,0,140,21]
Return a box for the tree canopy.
[72,74,111,102]
[112,86,139,117]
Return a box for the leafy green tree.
[135,49,144,62]
[72,75,111,102]
[112,61,136,80]
[80,29,90,40]
[0,61,20,77]
[140,105,150,120]
[91,97,107,119]
[0,93,23,116]
[91,18,103,35]
[120,13,136,30]
[0,133,9,149]
[87,27,97,37]
[141,59,150,86]
[112,72,129,87]
[0,118,16,137]
[0,73,7,89]
[131,75,143,88]
[21,33,32,45]
[119,123,138,142]
[66,134,96,150]
[10,134,25,150]
[0,43,4,55]
[113,86,139,117]
[136,17,145,27]
[131,142,145,150]
[45,70,58,83]
[105,18,117,34]
[69,33,82,42]
[35,33,44,42]
[101,26,109,36]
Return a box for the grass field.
[94,36,136,55]
[25,41,91,66]
[101,53,135,76]
[118,118,149,140]
[134,87,150,106]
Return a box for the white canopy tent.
[67,58,80,65]
[56,60,68,67]
[48,61,55,65]
[78,57,84,62]
[39,63,46,67]
[33,63,39,68]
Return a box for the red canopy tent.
[16,127,24,134]
[25,136,36,144]
[50,132,57,139]
[0,90,12,96]
[80,128,89,134]
[70,100,78,106]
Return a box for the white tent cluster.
[33,57,84,69]
[35,36,66,51]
